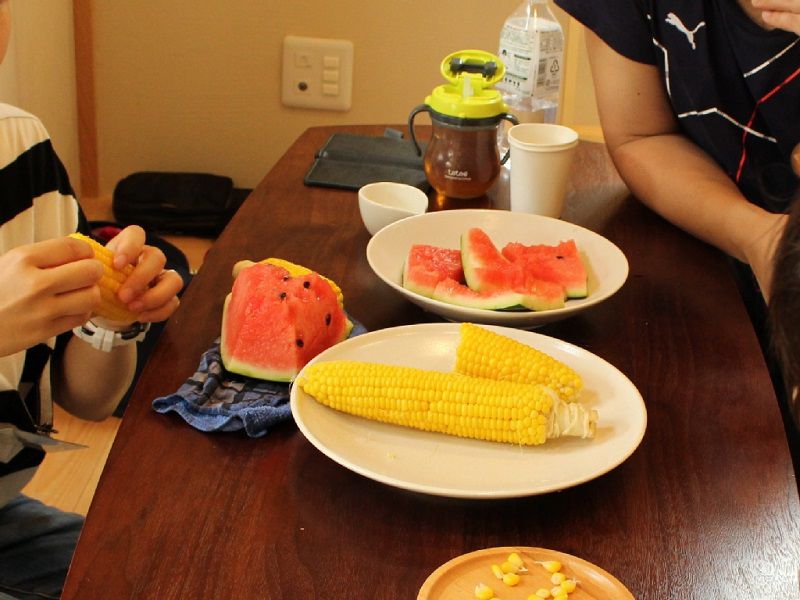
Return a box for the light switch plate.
[282,36,353,111]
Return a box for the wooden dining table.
[62,125,800,599]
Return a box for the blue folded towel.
[152,320,366,437]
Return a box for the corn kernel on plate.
[290,323,646,499]
[366,209,629,329]
[417,546,635,600]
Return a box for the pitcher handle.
[408,104,430,156]
[499,113,520,165]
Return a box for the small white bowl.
[358,182,428,235]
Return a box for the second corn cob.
[456,323,583,403]
[69,232,137,323]
[297,360,596,445]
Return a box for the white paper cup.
[508,123,579,218]
[358,182,428,235]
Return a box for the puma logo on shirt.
[665,12,706,49]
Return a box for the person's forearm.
[609,132,779,264]
[582,27,788,299]
[53,336,136,421]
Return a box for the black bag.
[112,172,250,236]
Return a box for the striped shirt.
[0,103,84,507]
[555,0,800,211]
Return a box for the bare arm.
[55,337,137,421]
[585,30,787,297]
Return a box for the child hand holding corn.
[0,226,182,420]
[0,226,181,357]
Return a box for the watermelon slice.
[402,244,464,298]
[461,227,566,311]
[515,276,568,311]
[220,263,352,381]
[460,227,514,292]
[502,240,588,298]
[432,277,524,310]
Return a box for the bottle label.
[499,26,563,97]
[445,168,471,182]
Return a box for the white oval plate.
[290,323,646,499]
[366,209,629,328]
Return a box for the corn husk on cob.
[69,233,137,323]
[296,328,597,447]
[456,322,583,402]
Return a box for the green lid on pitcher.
[408,49,519,199]
[424,49,509,120]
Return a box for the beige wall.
[91,1,599,195]
[0,1,80,192]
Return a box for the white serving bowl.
[365,209,629,328]
[358,182,428,236]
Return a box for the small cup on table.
[358,181,428,235]
[508,123,579,218]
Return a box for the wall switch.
[282,36,353,111]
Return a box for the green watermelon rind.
[561,253,589,299]
[517,288,566,311]
[431,279,525,310]
[402,261,437,298]
[496,305,529,312]
[460,229,499,293]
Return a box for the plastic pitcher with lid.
[408,50,518,199]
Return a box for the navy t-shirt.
[555,0,800,211]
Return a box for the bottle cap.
[423,49,509,121]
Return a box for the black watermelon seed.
[282,275,290,281]
[296,339,304,348]
[325,313,332,326]
[279,292,287,300]
[303,280,311,289]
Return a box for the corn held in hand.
[69,233,137,323]
[297,360,596,445]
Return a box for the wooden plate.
[417,547,635,600]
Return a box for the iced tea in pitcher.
[409,50,517,199]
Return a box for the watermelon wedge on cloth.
[502,240,588,298]
[461,228,565,311]
[221,263,352,382]
[402,244,464,298]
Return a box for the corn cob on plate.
[289,323,646,499]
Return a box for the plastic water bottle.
[497,0,565,158]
